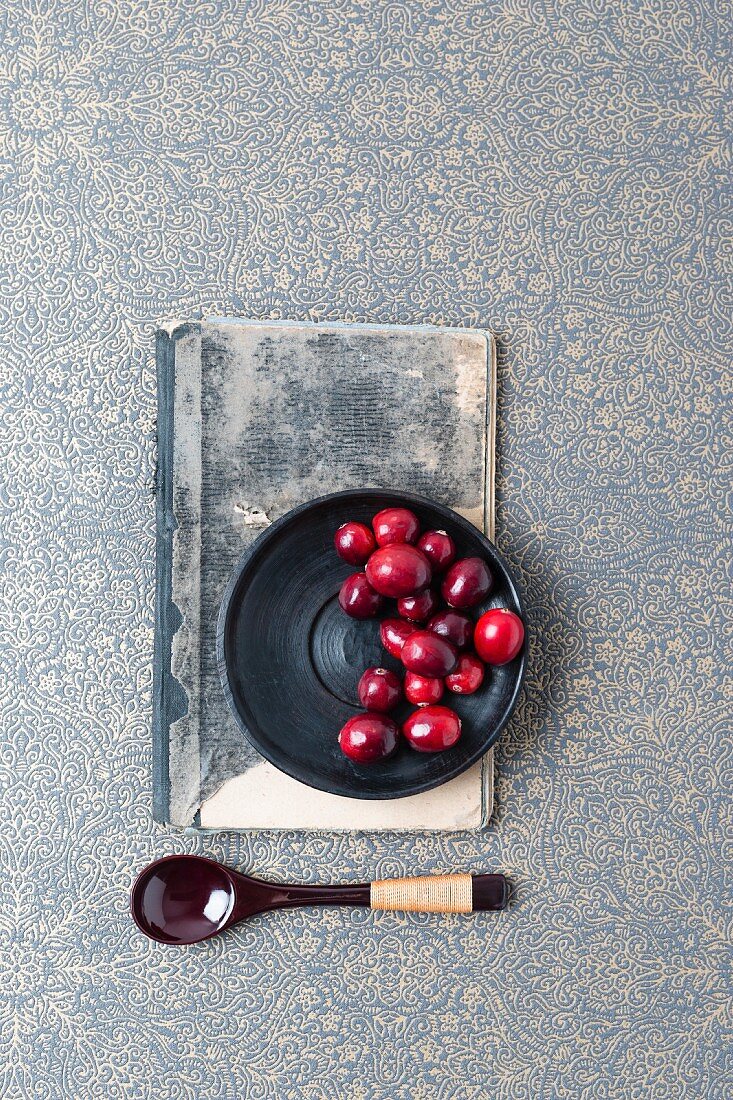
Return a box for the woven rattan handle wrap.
[370,874,473,914]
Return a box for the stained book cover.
[154,320,496,830]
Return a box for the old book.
[154,319,496,830]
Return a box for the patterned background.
[1,0,731,1096]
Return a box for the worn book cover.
[154,320,496,830]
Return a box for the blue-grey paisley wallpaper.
[1,1,731,1097]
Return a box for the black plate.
[217,489,526,799]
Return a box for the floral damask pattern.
[0,0,731,1097]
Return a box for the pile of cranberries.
[333,507,525,765]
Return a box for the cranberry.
[338,573,383,619]
[403,705,462,753]
[372,506,420,547]
[404,671,444,706]
[339,713,399,763]
[365,544,432,598]
[427,609,474,651]
[474,608,525,665]
[397,587,440,623]
[441,556,493,608]
[416,529,456,573]
[334,521,377,565]
[357,667,402,712]
[401,630,458,678]
[380,617,418,659]
[445,653,485,694]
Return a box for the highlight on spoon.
[131,855,236,944]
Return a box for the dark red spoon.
[131,855,508,944]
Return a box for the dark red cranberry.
[338,573,383,619]
[372,507,420,547]
[416,529,456,573]
[365,544,432,598]
[474,608,525,665]
[404,671,444,706]
[339,713,399,763]
[380,618,418,659]
[401,630,458,678]
[397,587,440,623]
[357,667,402,712]
[427,609,474,650]
[445,653,485,694]
[441,557,493,609]
[334,521,377,565]
[403,705,462,752]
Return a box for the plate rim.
[216,487,527,799]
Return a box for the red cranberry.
[334,521,377,565]
[445,653,485,694]
[372,506,420,546]
[403,705,462,752]
[397,587,440,623]
[404,671,444,706]
[441,557,493,609]
[474,608,524,665]
[338,573,383,619]
[339,713,399,763]
[427,609,474,650]
[380,617,417,659]
[416,529,456,572]
[357,667,402,712]
[401,630,458,678]
[365,544,432,598]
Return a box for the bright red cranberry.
[403,705,462,753]
[365,544,432,598]
[404,671,444,706]
[401,630,457,678]
[397,587,440,623]
[441,557,493,608]
[416,529,456,573]
[427,609,474,650]
[357,667,402,712]
[445,653,485,694]
[372,507,420,547]
[380,618,417,659]
[339,713,399,763]
[474,608,525,665]
[338,573,384,619]
[334,521,377,565]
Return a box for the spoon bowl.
[131,855,238,944]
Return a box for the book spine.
[152,325,198,823]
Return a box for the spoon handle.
[259,873,507,915]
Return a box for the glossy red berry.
[372,507,420,547]
[357,667,402,712]
[339,713,399,763]
[365,544,432,598]
[445,653,485,695]
[334,521,377,565]
[427,609,474,651]
[403,705,462,753]
[397,587,440,623]
[338,573,384,619]
[401,630,458,678]
[380,618,417,660]
[441,557,493,609]
[474,608,525,665]
[404,671,444,706]
[416,529,456,573]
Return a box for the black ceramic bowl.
[217,489,526,799]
